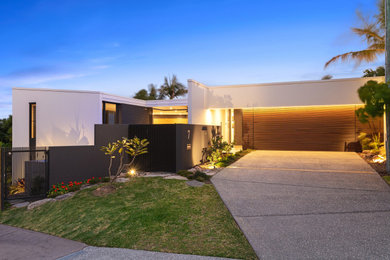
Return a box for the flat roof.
[13,87,188,108]
[188,76,385,89]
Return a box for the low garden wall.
[48,124,219,185]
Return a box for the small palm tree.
[158,75,187,99]
[325,0,385,68]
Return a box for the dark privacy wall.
[49,146,108,186]
[126,124,219,172]
[49,125,130,185]
[48,124,219,185]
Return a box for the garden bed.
[191,149,252,173]
[0,178,257,259]
[359,151,390,186]
[359,152,387,176]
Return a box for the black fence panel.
[128,124,176,172]
[1,147,49,202]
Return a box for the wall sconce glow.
[206,109,212,124]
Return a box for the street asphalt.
[212,150,390,259]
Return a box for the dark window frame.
[29,102,36,148]
[102,102,121,124]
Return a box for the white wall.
[188,79,208,124]
[13,89,102,147]
[188,77,385,125]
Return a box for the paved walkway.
[0,224,85,260]
[0,224,231,260]
[212,150,390,259]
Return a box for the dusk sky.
[0,0,384,118]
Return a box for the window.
[29,103,36,157]
[103,102,118,124]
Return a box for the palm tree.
[158,75,187,99]
[325,0,385,68]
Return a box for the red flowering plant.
[47,177,109,198]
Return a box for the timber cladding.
[242,105,383,151]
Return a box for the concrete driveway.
[212,150,390,259]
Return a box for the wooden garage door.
[242,105,382,151]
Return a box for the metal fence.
[1,147,49,210]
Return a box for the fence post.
[0,148,4,211]
[45,149,50,195]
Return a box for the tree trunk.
[108,157,113,180]
[386,0,390,173]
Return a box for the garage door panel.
[242,105,372,151]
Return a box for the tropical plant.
[363,66,385,77]
[8,178,25,195]
[355,80,390,123]
[100,137,149,183]
[358,132,384,154]
[158,75,187,99]
[206,136,233,167]
[325,0,385,68]
[370,133,383,153]
[358,132,372,150]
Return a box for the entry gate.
[1,147,49,210]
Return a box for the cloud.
[0,66,87,86]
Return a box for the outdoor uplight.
[129,169,136,176]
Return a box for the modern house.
[5,76,385,195]
[188,76,385,151]
[12,88,188,148]
[13,76,384,152]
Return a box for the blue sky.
[0,0,384,118]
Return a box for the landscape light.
[129,169,136,176]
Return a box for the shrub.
[8,178,25,195]
[101,137,149,184]
[177,170,210,182]
[206,136,233,166]
[177,170,192,178]
[358,132,371,150]
[48,181,83,198]
[188,171,210,182]
[369,134,383,154]
[47,177,105,198]
[358,132,384,154]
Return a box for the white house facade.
[13,76,384,151]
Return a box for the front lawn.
[0,178,257,259]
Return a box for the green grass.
[0,178,257,259]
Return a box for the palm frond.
[325,0,384,68]
[325,49,381,68]
[351,26,384,43]
[367,42,385,51]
